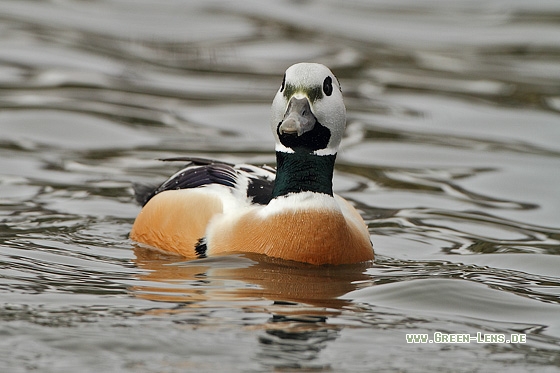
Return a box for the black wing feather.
[134,157,275,207]
[158,163,237,191]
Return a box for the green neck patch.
[283,83,323,104]
[272,151,336,198]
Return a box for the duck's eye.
[280,74,286,92]
[323,76,333,96]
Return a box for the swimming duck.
[130,63,374,265]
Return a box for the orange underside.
[130,190,223,258]
[209,209,374,265]
[130,190,374,265]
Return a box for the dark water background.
[1,1,560,372]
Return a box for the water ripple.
[1,0,559,372]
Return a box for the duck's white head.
[270,63,346,156]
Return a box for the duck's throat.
[272,151,336,198]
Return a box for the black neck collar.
[272,150,336,198]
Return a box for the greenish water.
[1,1,560,372]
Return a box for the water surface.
[1,1,560,372]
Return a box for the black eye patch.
[323,76,333,96]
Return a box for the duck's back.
[130,158,275,257]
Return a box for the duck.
[130,63,374,265]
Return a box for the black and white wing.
[134,157,276,206]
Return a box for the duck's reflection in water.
[256,314,341,370]
[133,247,373,369]
[133,247,372,307]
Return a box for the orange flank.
[131,188,373,265]
[130,189,223,257]
[208,208,373,266]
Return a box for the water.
[1,0,560,371]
